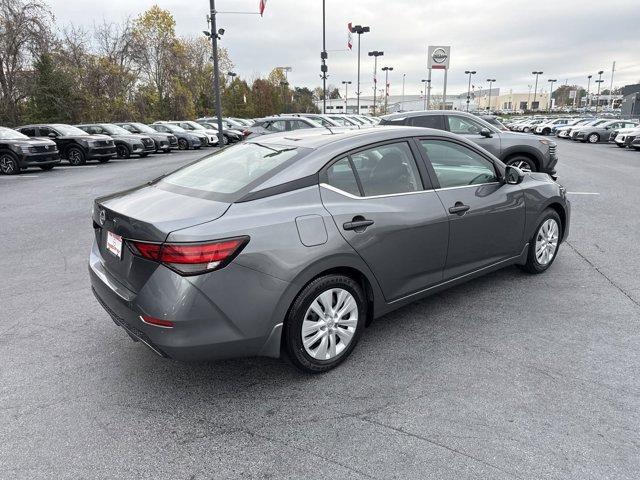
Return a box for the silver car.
[90,127,570,373]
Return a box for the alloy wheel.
[178,139,188,150]
[68,149,83,165]
[509,160,532,172]
[588,133,599,143]
[535,219,559,266]
[0,155,17,174]
[301,288,358,360]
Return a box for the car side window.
[447,115,486,134]
[265,120,286,132]
[20,127,36,136]
[349,142,422,196]
[39,127,56,137]
[123,125,135,132]
[409,115,444,130]
[288,120,314,131]
[326,158,361,196]
[419,139,498,189]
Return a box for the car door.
[319,140,449,301]
[445,114,501,157]
[417,137,526,280]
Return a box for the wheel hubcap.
[69,151,80,164]
[535,219,559,266]
[511,160,532,172]
[589,134,598,143]
[302,288,358,360]
[0,156,15,173]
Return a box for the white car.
[534,118,572,135]
[613,127,640,148]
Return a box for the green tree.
[24,52,73,123]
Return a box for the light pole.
[279,81,289,113]
[227,71,237,114]
[205,0,224,146]
[547,79,556,112]
[320,0,327,114]
[421,79,429,110]
[486,78,496,112]
[382,66,393,114]
[350,24,370,114]
[586,74,592,109]
[341,80,351,113]
[401,73,406,112]
[532,71,543,110]
[464,70,476,112]
[595,70,604,114]
[367,50,383,115]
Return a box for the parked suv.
[380,110,558,176]
[0,126,59,175]
[115,122,178,153]
[17,124,116,165]
[77,124,155,158]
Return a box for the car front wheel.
[588,133,599,143]
[506,156,536,172]
[178,138,188,150]
[0,152,20,175]
[520,209,562,274]
[284,274,366,373]
[66,147,86,166]
[116,144,130,159]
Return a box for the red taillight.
[140,315,174,328]
[242,129,251,137]
[129,237,248,276]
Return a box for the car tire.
[519,209,562,274]
[66,147,86,166]
[39,164,55,171]
[284,274,366,373]
[0,152,20,175]
[506,156,536,172]
[587,133,599,143]
[116,144,130,159]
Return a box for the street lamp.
[547,79,557,112]
[486,78,496,112]
[279,80,289,113]
[421,79,430,110]
[595,70,604,114]
[586,74,592,109]
[341,80,352,113]
[464,70,476,112]
[382,66,393,114]
[367,50,384,115]
[204,0,225,146]
[532,71,543,110]
[350,24,370,114]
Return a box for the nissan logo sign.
[432,48,447,64]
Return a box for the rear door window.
[409,115,445,130]
[19,127,36,136]
[326,158,360,196]
[349,142,423,196]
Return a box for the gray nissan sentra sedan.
[90,126,570,373]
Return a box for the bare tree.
[0,0,53,124]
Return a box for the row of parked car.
[0,117,258,175]
[504,116,640,149]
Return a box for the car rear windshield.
[159,142,310,201]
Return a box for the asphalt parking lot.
[1,141,639,479]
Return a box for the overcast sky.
[49,0,640,96]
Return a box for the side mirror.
[505,165,525,185]
[480,128,492,138]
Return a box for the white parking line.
[567,192,600,195]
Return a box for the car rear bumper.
[88,241,289,361]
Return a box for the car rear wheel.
[116,144,130,159]
[0,152,19,175]
[178,138,188,150]
[506,156,536,173]
[519,209,562,274]
[66,147,86,166]
[588,133,599,143]
[284,274,365,373]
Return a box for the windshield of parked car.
[53,124,88,136]
[184,121,206,130]
[130,123,157,134]
[0,127,29,140]
[161,124,186,133]
[100,124,131,135]
[161,142,307,197]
